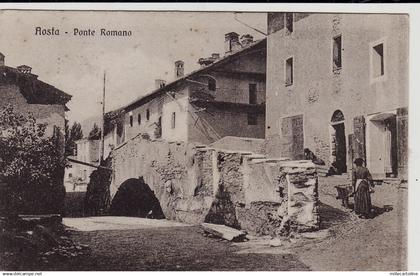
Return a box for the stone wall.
[111,135,319,235]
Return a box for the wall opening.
[171,112,176,129]
[372,43,384,78]
[285,57,293,86]
[208,78,216,91]
[249,83,257,104]
[330,110,347,174]
[367,112,398,179]
[333,35,342,71]
[109,177,165,218]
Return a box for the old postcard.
[0,5,412,272]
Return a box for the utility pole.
[100,71,106,162]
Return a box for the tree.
[0,105,66,215]
[65,120,83,156]
[88,123,101,140]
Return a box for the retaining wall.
[111,134,319,235]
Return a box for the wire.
[234,13,267,36]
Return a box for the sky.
[0,10,267,125]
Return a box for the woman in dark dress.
[352,158,373,218]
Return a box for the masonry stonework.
[111,135,320,235]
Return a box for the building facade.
[104,33,266,152]
[265,13,408,179]
[0,53,71,138]
[64,138,100,192]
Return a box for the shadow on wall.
[204,183,241,229]
[109,177,165,219]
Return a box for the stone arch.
[109,177,165,218]
[331,110,345,123]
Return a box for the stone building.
[64,138,100,192]
[0,53,72,138]
[265,13,408,179]
[104,33,266,153]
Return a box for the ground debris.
[201,222,247,242]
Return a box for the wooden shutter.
[281,115,304,159]
[397,107,408,178]
[353,115,366,161]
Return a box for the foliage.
[0,105,66,215]
[65,120,83,156]
[88,123,101,140]
[84,157,112,216]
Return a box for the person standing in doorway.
[352,158,373,218]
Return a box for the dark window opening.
[285,57,293,86]
[155,116,162,138]
[146,109,150,121]
[249,83,257,104]
[208,78,216,91]
[171,112,176,129]
[333,35,342,71]
[372,43,384,78]
[129,114,133,127]
[247,113,257,125]
[285,13,293,33]
[138,114,141,125]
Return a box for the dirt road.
[58,177,406,271]
[60,217,308,271]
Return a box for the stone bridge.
[110,134,320,236]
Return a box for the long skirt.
[354,180,372,216]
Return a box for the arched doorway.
[330,110,347,174]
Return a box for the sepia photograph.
[0,5,412,272]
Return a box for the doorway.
[330,110,347,174]
[367,112,398,179]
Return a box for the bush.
[0,105,66,216]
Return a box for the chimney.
[17,65,32,74]
[211,53,220,60]
[0,53,4,67]
[240,34,254,47]
[174,60,184,78]
[155,79,166,89]
[224,32,241,54]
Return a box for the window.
[333,35,342,71]
[247,112,257,125]
[285,13,293,33]
[372,43,384,78]
[138,113,141,125]
[146,109,150,121]
[208,78,216,91]
[249,84,257,104]
[129,114,133,127]
[155,116,162,138]
[171,112,176,129]
[285,57,293,86]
